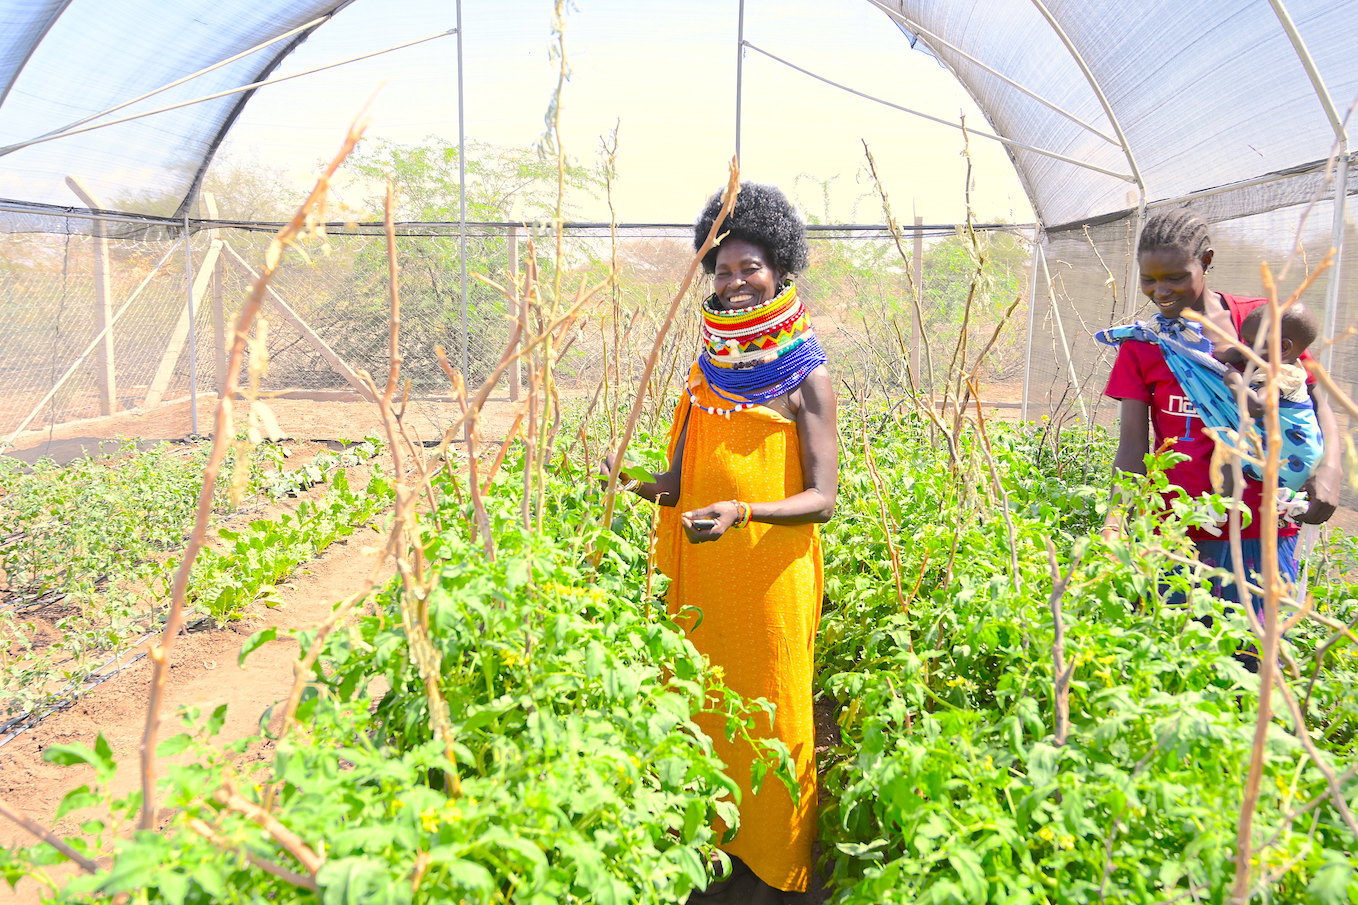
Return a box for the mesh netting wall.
[0,218,1034,444]
[1035,180,1358,436]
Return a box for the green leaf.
[948,847,987,903]
[55,785,100,820]
[238,627,278,666]
[619,464,657,483]
[43,735,116,783]
[1307,857,1355,904]
[206,703,228,737]
[155,733,192,758]
[157,871,190,905]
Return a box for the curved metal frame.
[867,0,1119,148]
[1268,0,1350,370]
[175,1,360,221]
[0,0,75,109]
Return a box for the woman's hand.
[597,453,616,490]
[1299,461,1340,524]
[681,501,741,543]
[1301,382,1341,524]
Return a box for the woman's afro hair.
[693,182,810,276]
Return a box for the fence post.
[1021,225,1042,422]
[509,224,520,402]
[203,193,228,396]
[64,176,116,415]
[912,215,923,386]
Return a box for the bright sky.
[220,0,1034,226]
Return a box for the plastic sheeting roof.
[0,0,1353,231]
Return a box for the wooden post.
[144,240,224,409]
[64,176,116,414]
[912,215,924,386]
[203,193,228,396]
[509,225,520,402]
[220,243,378,403]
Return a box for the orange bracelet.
[731,499,752,528]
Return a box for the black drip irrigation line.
[0,616,213,750]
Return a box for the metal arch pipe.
[0,28,453,159]
[1025,0,1146,205]
[11,14,330,153]
[866,0,1119,147]
[0,0,77,110]
[1268,0,1348,145]
[1267,0,1351,372]
[735,0,746,162]
[742,42,1134,182]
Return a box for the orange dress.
[655,362,822,893]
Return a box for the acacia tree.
[307,138,607,388]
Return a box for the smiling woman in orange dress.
[606,182,837,903]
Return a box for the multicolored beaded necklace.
[688,281,828,416]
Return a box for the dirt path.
[0,523,393,902]
[0,392,531,902]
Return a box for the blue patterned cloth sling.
[1096,314,1320,491]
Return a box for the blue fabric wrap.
[1096,315,1321,488]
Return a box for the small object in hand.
[692,518,718,531]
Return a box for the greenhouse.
[1,1,1356,903]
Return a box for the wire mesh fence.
[7,196,1353,459]
[0,217,1037,446]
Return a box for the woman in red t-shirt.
[1102,208,1340,614]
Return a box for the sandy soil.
[0,524,392,903]
[4,392,524,459]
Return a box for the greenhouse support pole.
[1020,225,1042,422]
[204,193,228,395]
[1038,244,1088,423]
[735,0,745,161]
[456,0,470,377]
[183,195,200,436]
[509,225,521,402]
[1267,0,1348,368]
[63,177,116,415]
[1321,153,1349,372]
[1124,200,1147,318]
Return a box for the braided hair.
[1137,208,1212,259]
[693,182,810,276]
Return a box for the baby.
[1213,303,1323,493]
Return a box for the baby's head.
[1239,303,1319,364]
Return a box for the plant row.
[815,412,1358,903]
[3,458,780,904]
[0,441,390,718]
[5,410,1357,902]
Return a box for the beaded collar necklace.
[689,281,827,416]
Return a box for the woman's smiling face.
[713,239,785,310]
[1138,246,1213,319]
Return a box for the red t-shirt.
[1104,293,1311,541]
